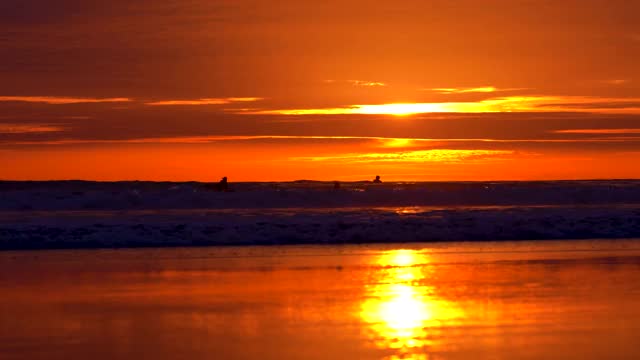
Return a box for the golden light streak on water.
[360,250,464,359]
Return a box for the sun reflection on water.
[360,250,463,358]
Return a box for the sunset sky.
[1,0,640,181]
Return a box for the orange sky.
[1,0,640,181]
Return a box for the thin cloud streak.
[244,96,640,115]
[2,135,426,146]
[0,96,131,104]
[428,86,498,94]
[324,80,387,87]
[4,135,640,146]
[348,80,387,87]
[554,129,640,134]
[601,79,630,85]
[0,124,65,134]
[293,149,517,163]
[425,86,528,94]
[145,97,262,106]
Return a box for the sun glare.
[356,103,453,116]
[360,250,464,356]
[243,96,640,116]
[383,138,414,147]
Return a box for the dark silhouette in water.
[333,181,340,189]
[210,177,228,191]
[219,177,228,191]
[373,175,382,183]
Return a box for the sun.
[356,103,450,116]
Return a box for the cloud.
[553,129,640,135]
[294,149,516,163]
[535,99,640,111]
[0,123,65,134]
[0,96,262,107]
[428,86,498,94]
[601,79,630,85]
[425,87,527,94]
[0,96,131,104]
[5,133,640,147]
[145,97,262,106]
[324,80,387,87]
[2,135,432,146]
[349,80,387,87]
[243,96,640,116]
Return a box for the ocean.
[2,180,640,359]
[0,180,639,249]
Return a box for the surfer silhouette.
[373,175,382,183]
[211,177,228,191]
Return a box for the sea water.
[1,180,640,248]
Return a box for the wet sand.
[2,240,640,359]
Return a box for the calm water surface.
[2,240,640,359]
